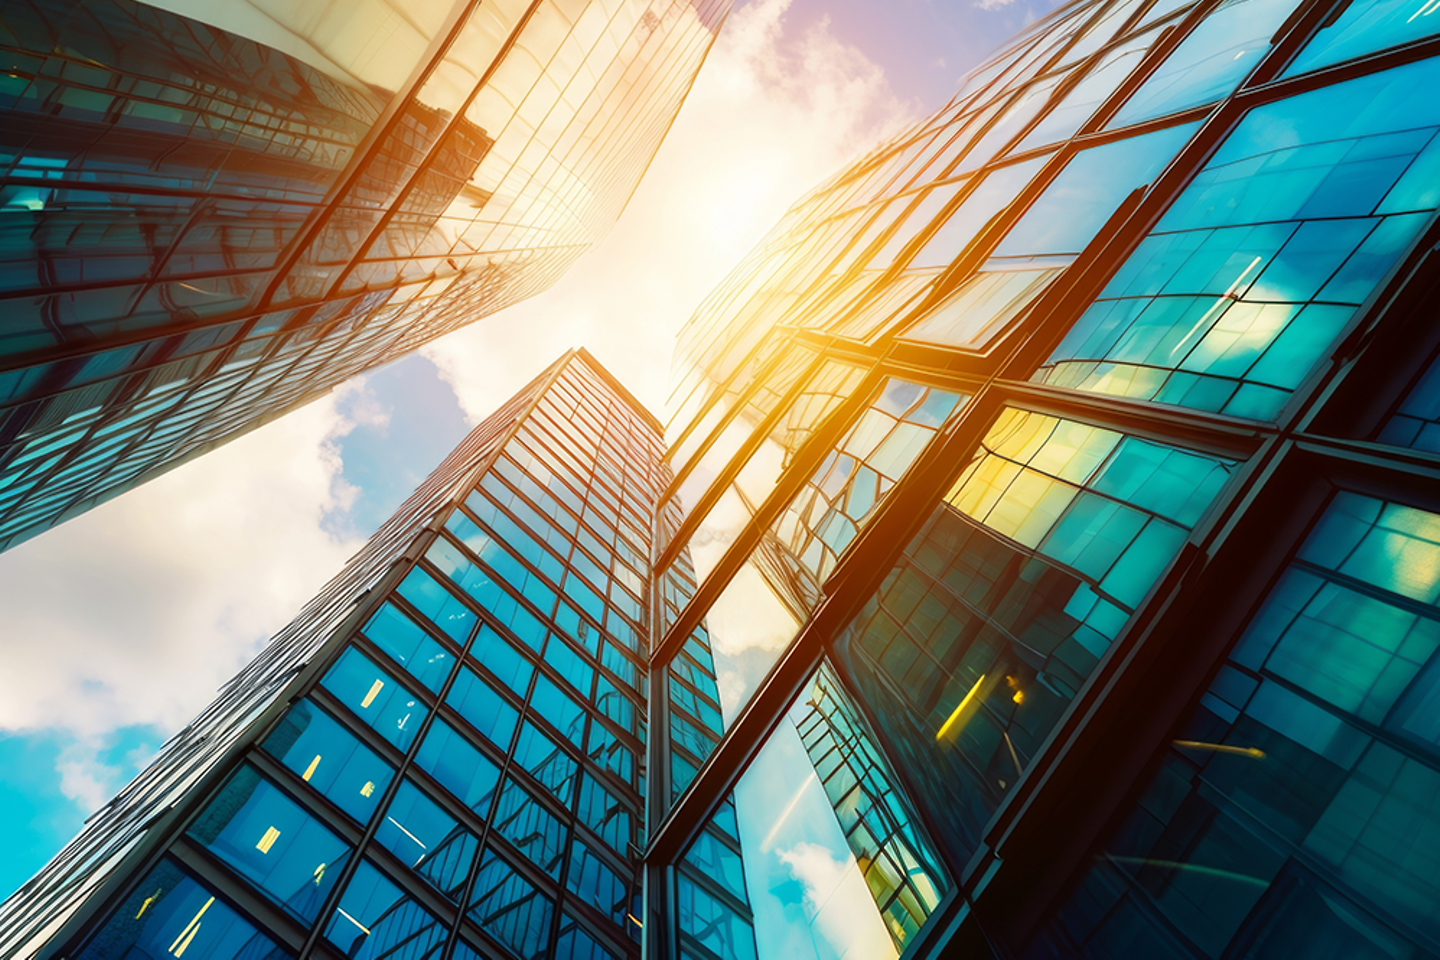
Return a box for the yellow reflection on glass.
[360,679,384,709]
[134,887,163,919]
[1172,739,1265,759]
[301,755,321,782]
[256,826,281,854]
[168,897,213,957]
[936,674,987,742]
[360,781,375,797]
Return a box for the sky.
[0,0,1063,941]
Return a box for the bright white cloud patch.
[424,0,920,418]
[777,841,900,959]
[0,389,367,744]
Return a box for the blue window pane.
[531,675,588,746]
[910,156,1049,268]
[576,774,633,856]
[445,666,519,751]
[467,852,554,960]
[586,724,634,785]
[470,626,534,698]
[555,601,603,657]
[1039,57,1440,418]
[373,779,476,900]
[555,914,618,960]
[325,860,447,960]
[512,722,579,804]
[595,677,637,735]
[1285,0,1440,77]
[427,538,547,650]
[566,840,630,928]
[413,718,500,816]
[682,831,748,904]
[997,122,1202,257]
[321,648,426,752]
[396,567,474,644]
[493,780,567,877]
[362,602,454,692]
[262,699,393,824]
[75,859,290,960]
[546,636,596,698]
[186,767,349,923]
[677,874,757,960]
[450,497,566,585]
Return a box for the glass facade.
[0,0,727,552]
[11,0,1440,956]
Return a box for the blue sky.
[0,0,1064,931]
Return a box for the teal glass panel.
[262,699,393,823]
[467,852,553,960]
[1285,0,1440,77]
[321,648,426,752]
[324,860,446,960]
[512,721,579,804]
[996,122,1201,257]
[362,601,454,692]
[531,675,588,746]
[373,779,476,900]
[396,567,475,644]
[186,766,349,923]
[445,665,519,751]
[492,779,567,877]
[1382,352,1440,452]
[469,626,534,698]
[74,860,290,960]
[1040,57,1440,419]
[566,839,631,929]
[413,718,500,816]
[426,538,548,650]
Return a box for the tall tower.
[0,0,728,552]
[0,350,755,960]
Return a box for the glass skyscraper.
[0,351,751,960]
[646,0,1440,955]
[0,0,726,552]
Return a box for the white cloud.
[0,387,368,743]
[424,0,921,421]
[777,841,900,960]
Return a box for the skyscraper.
[0,0,727,552]
[0,350,753,960]
[643,0,1440,955]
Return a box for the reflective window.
[373,779,476,900]
[446,665,519,751]
[996,122,1201,258]
[363,601,454,692]
[493,780,567,877]
[576,774,633,857]
[1109,0,1297,127]
[325,860,447,960]
[1039,58,1440,419]
[566,840,631,928]
[910,157,1049,268]
[1380,351,1440,451]
[1030,491,1440,957]
[413,718,500,816]
[900,263,1065,350]
[396,567,475,645]
[74,859,290,960]
[677,809,758,960]
[427,538,548,651]
[186,766,348,923]
[1285,0,1440,77]
[321,648,426,752]
[531,674,588,746]
[555,913,618,960]
[467,851,554,960]
[261,699,393,823]
[469,626,534,698]
[512,721,579,804]
[1016,31,1157,151]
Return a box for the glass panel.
[413,718,501,816]
[1028,491,1440,957]
[900,264,1066,349]
[325,859,447,960]
[262,699,394,823]
[362,601,455,692]
[186,766,349,923]
[445,665,520,751]
[1015,32,1157,151]
[396,567,477,645]
[831,408,1235,865]
[996,122,1202,258]
[74,859,290,960]
[910,156,1049,268]
[1380,350,1440,451]
[1039,57,1440,420]
[677,808,758,960]
[492,780,567,878]
[701,560,802,729]
[1285,0,1440,77]
[373,779,477,900]
[467,851,554,960]
[512,721,580,804]
[1109,0,1299,127]
[321,647,427,752]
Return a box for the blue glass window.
[362,601,454,692]
[1380,352,1440,453]
[445,666,519,751]
[413,718,500,816]
[261,699,393,823]
[546,637,596,698]
[1039,57,1440,419]
[595,677,637,735]
[493,780,567,877]
[321,648,426,752]
[1285,0,1440,77]
[512,722,579,804]
[555,914,618,960]
[395,567,474,644]
[324,860,446,960]
[531,675,588,746]
[74,860,290,960]
[186,767,348,923]
[677,875,757,960]
[469,626,534,697]
[566,840,630,927]
[576,774,632,856]
[467,852,554,960]
[451,495,566,585]
[586,725,634,785]
[427,539,547,650]
[373,779,476,900]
